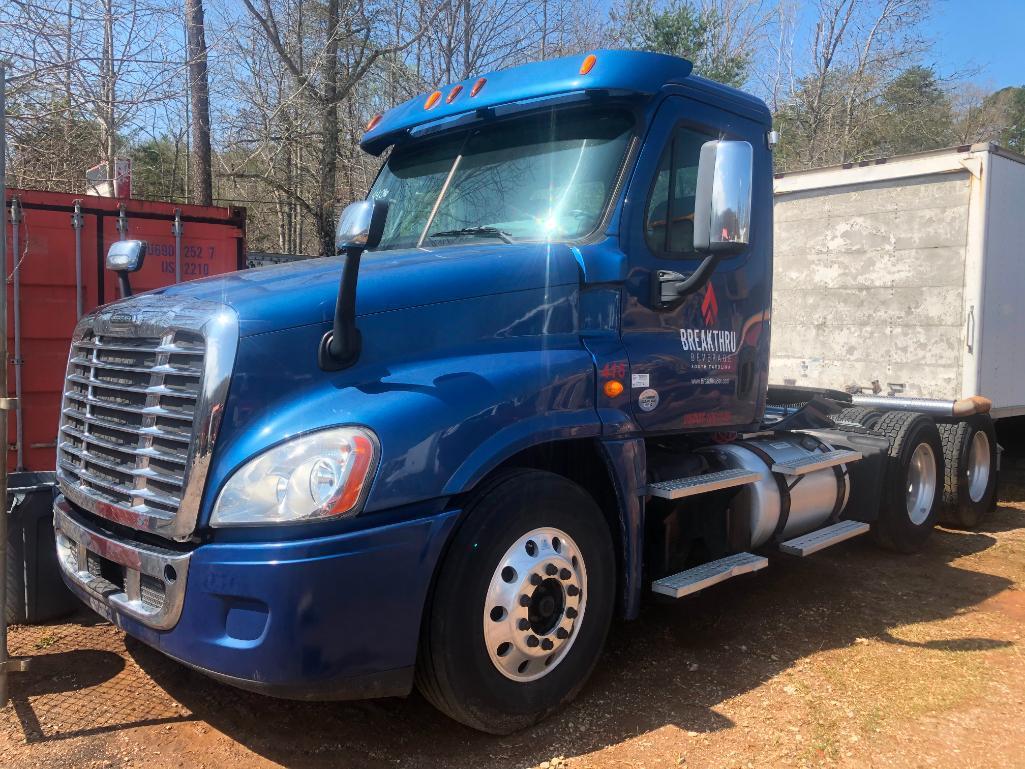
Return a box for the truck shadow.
[129,501,1022,769]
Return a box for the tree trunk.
[101,0,116,176]
[317,0,340,256]
[185,0,214,206]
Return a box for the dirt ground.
[3,455,1025,769]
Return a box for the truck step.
[651,552,769,598]
[647,468,761,500]
[778,520,871,556]
[771,449,862,476]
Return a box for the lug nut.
[517,618,530,631]
[556,627,569,639]
[567,585,580,597]
[526,635,540,648]
[559,568,572,580]
[545,564,558,576]
[530,573,542,586]
[566,607,578,619]
[519,594,531,606]
[541,638,554,651]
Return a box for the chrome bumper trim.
[53,496,192,630]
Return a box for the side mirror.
[320,199,389,371]
[106,239,147,298]
[335,200,388,253]
[693,139,753,254]
[106,239,147,272]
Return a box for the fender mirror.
[106,239,147,272]
[335,199,388,253]
[320,200,390,371]
[106,239,147,298]
[693,139,753,254]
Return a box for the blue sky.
[924,0,1025,89]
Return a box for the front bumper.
[54,496,460,700]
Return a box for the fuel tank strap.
[737,440,792,543]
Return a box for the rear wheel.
[832,406,882,430]
[416,469,615,734]
[937,416,998,529]
[871,411,944,553]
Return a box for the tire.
[832,406,882,430]
[870,411,944,553]
[416,469,615,734]
[936,415,998,529]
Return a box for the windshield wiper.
[428,226,514,244]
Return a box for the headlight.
[210,427,378,527]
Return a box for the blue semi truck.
[52,50,998,733]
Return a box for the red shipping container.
[3,188,247,472]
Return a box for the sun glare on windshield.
[368,108,634,250]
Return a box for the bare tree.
[774,0,933,169]
[185,0,213,205]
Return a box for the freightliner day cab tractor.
[53,50,999,733]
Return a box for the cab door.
[619,94,772,434]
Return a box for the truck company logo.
[110,311,134,326]
[680,284,737,353]
[680,327,738,353]
[701,282,719,326]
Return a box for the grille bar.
[63,390,196,421]
[60,424,188,465]
[61,408,192,443]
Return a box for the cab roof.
[360,49,768,155]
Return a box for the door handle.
[966,304,975,354]
[651,253,721,309]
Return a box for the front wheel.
[416,469,615,734]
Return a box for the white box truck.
[771,143,1025,419]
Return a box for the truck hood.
[150,242,583,336]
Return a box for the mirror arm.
[117,273,133,298]
[318,247,363,371]
[652,253,721,309]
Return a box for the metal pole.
[172,208,182,283]
[9,197,22,470]
[0,59,30,710]
[72,201,84,319]
[0,59,7,709]
[117,202,127,240]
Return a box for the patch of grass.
[33,633,58,650]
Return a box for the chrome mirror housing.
[335,200,388,253]
[693,140,753,254]
[106,239,147,272]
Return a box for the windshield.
[368,108,634,250]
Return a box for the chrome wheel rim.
[483,526,586,682]
[967,430,992,503]
[906,442,937,525]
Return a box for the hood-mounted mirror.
[106,239,147,297]
[319,200,389,371]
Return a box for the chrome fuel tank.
[701,434,851,548]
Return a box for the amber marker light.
[579,54,597,75]
[446,84,463,103]
[424,90,442,110]
[365,113,382,132]
[470,77,487,97]
[603,380,624,398]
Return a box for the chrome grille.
[58,331,204,516]
[56,298,238,542]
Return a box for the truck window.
[645,126,715,257]
[369,108,634,250]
